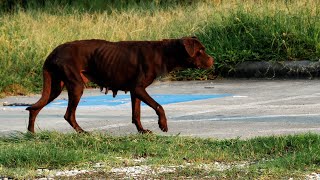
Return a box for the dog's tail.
[26,69,52,111]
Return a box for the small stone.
[93,162,105,168]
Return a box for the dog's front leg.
[130,92,152,133]
[133,87,168,132]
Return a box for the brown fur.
[26,37,214,133]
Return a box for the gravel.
[1,160,319,179]
[305,173,320,180]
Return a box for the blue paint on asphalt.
[47,94,231,107]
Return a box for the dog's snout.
[206,56,214,68]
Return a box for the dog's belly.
[81,70,135,91]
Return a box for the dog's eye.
[196,50,203,57]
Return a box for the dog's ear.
[181,36,198,39]
[182,38,202,57]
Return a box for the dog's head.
[182,37,214,69]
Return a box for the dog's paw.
[139,129,153,134]
[158,120,168,132]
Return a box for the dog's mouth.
[197,65,212,69]
[195,59,214,69]
[187,57,214,69]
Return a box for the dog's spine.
[26,70,51,111]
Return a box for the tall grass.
[0,0,319,96]
[196,0,320,70]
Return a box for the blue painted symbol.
[48,94,231,108]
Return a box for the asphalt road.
[1,79,320,139]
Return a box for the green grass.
[196,1,320,71]
[1,132,320,179]
[0,0,319,96]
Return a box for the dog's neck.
[161,39,189,72]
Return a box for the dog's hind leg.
[63,73,85,133]
[26,70,64,133]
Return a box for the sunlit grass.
[0,0,319,96]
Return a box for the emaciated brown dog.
[26,37,214,133]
